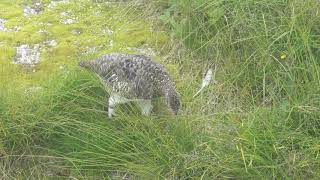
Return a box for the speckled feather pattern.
[79,53,181,114]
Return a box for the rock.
[38,29,49,35]
[109,40,114,47]
[71,29,82,35]
[103,27,114,35]
[25,86,42,94]
[14,44,41,65]
[0,18,8,31]
[62,19,76,24]
[44,40,57,47]
[0,18,21,32]
[24,6,40,16]
[24,2,44,17]
[60,11,77,25]
[48,0,70,9]
[82,46,98,55]
[14,41,57,66]
[60,11,69,16]
[127,47,158,57]
[12,26,21,32]
[61,18,77,25]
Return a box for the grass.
[1,0,320,179]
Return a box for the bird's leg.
[136,99,153,116]
[108,96,116,118]
[108,93,131,118]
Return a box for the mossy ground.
[0,0,169,88]
[0,0,188,178]
[1,0,319,179]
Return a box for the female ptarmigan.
[79,53,181,118]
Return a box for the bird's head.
[166,88,181,115]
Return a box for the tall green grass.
[146,0,320,178]
[158,0,320,102]
[0,0,319,179]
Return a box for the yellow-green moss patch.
[0,0,169,88]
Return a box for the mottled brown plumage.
[79,53,180,117]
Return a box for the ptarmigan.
[79,53,181,118]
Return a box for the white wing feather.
[193,68,215,98]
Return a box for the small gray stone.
[81,46,99,55]
[38,29,49,35]
[60,11,77,24]
[61,18,77,25]
[24,2,44,17]
[103,27,114,35]
[44,40,57,47]
[0,18,21,32]
[48,0,70,9]
[12,26,21,32]
[24,6,39,16]
[109,40,114,47]
[60,11,69,16]
[127,47,158,57]
[71,29,82,35]
[25,86,42,94]
[14,44,41,65]
[0,18,8,31]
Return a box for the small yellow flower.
[280,53,287,60]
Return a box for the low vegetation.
[0,0,319,179]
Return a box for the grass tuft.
[0,0,319,178]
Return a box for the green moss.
[0,32,13,44]
[115,21,152,47]
[14,32,45,45]
[0,2,23,19]
[165,64,180,80]
[4,16,26,29]
[0,0,170,92]
[0,45,15,61]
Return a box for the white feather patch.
[193,67,215,98]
